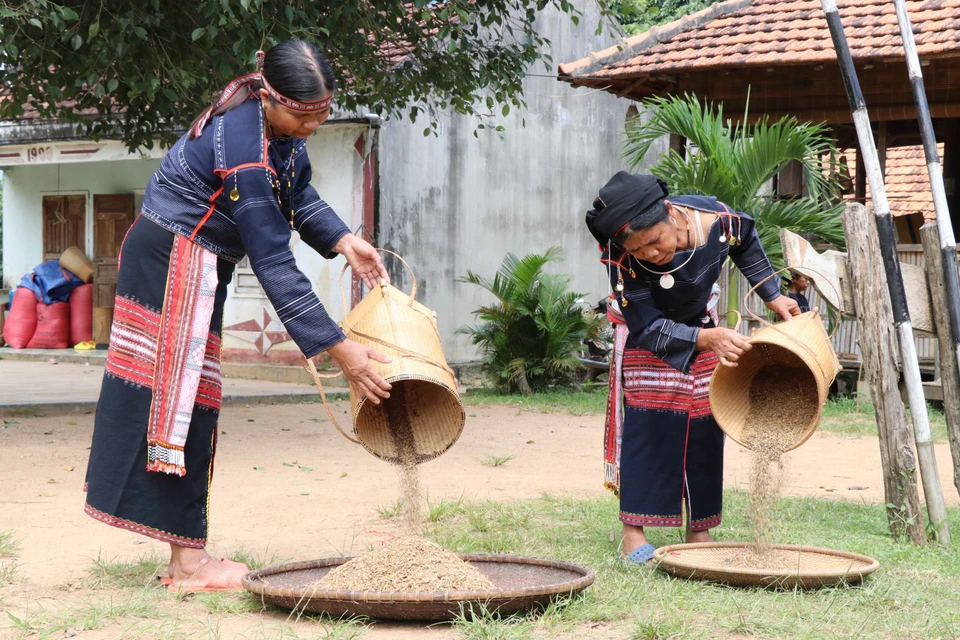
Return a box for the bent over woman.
[585,173,799,564]
[84,39,392,591]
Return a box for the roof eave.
[558,0,756,82]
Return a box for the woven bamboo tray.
[653,542,879,589]
[242,555,595,621]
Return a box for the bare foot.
[685,530,713,544]
[169,551,243,591]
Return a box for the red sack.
[69,284,94,346]
[2,287,39,349]
[26,301,70,349]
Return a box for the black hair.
[188,39,336,138]
[263,38,336,102]
[613,198,668,246]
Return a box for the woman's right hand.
[325,339,393,404]
[698,327,752,367]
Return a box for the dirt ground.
[1,400,957,639]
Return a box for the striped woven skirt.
[605,327,725,531]
[83,216,233,547]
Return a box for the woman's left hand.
[765,295,801,321]
[335,235,390,289]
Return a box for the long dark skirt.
[84,216,234,548]
[607,343,725,531]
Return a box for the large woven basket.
[303,251,465,464]
[710,310,841,452]
[242,554,595,621]
[653,542,879,589]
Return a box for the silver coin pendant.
[660,274,675,289]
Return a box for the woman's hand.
[698,327,752,368]
[765,295,801,322]
[326,339,393,404]
[334,235,390,289]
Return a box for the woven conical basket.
[302,251,465,465]
[344,279,465,464]
[710,310,841,452]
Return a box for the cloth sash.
[146,234,219,476]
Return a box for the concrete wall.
[378,3,664,362]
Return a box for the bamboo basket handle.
[300,354,361,445]
[743,265,842,338]
[742,266,841,381]
[723,309,742,332]
[338,248,418,316]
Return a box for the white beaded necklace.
[635,208,704,290]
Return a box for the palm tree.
[622,94,847,320]
[456,247,597,394]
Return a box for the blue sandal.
[623,543,656,565]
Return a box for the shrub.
[457,247,594,394]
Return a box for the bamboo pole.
[894,0,960,499]
[820,0,950,544]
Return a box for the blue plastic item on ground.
[19,261,84,304]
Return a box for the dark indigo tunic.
[140,98,350,357]
[606,195,781,372]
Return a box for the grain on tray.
[312,536,496,592]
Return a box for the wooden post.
[921,222,960,498]
[844,204,926,544]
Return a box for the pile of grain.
[739,365,817,452]
[736,365,817,563]
[313,536,496,592]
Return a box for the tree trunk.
[843,203,926,544]
[921,222,960,499]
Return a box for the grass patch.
[375,499,404,520]
[479,454,515,468]
[0,530,19,584]
[428,491,960,640]
[820,396,950,442]
[461,388,606,416]
[426,495,465,523]
[85,552,167,589]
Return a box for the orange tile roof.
[560,0,960,80]
[844,144,942,220]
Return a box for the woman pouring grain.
[83,40,392,593]
[585,173,799,564]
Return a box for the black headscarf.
[584,172,669,245]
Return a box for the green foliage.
[457,248,595,394]
[623,94,847,268]
[0,1,605,151]
[611,0,723,35]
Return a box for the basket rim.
[241,554,596,603]
[708,349,828,453]
[652,542,880,579]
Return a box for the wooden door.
[42,195,86,262]
[93,194,135,308]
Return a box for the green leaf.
[88,22,99,39]
[107,78,119,92]
[191,28,204,41]
[240,0,250,9]
[28,18,42,28]
[70,34,83,50]
[134,26,147,40]
[60,7,79,21]
[502,104,510,117]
